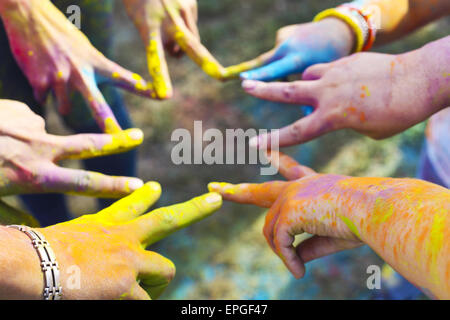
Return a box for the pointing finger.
[266,150,316,180]
[72,68,122,133]
[240,54,307,81]
[208,181,289,208]
[249,111,332,148]
[97,182,162,223]
[242,79,318,105]
[53,128,144,161]
[132,192,222,246]
[38,164,144,198]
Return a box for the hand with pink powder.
[0,99,145,198]
[0,0,155,134]
[243,37,450,148]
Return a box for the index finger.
[163,0,227,80]
[52,128,144,161]
[208,181,289,208]
[72,68,122,133]
[266,150,316,181]
[131,192,222,246]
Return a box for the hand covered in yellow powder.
[0,0,154,133]
[0,99,144,198]
[123,0,238,98]
[1,183,222,299]
[209,151,450,299]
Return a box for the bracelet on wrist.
[313,5,377,53]
[7,225,62,300]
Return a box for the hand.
[209,151,363,278]
[0,0,154,133]
[0,99,144,198]
[123,0,232,98]
[243,45,448,148]
[19,183,222,299]
[233,19,354,81]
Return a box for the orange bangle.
[339,4,377,51]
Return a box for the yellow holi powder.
[424,212,445,285]
[371,198,394,224]
[56,71,64,79]
[103,117,122,134]
[202,60,223,79]
[339,215,361,239]
[147,39,169,98]
[28,50,34,56]
[112,71,120,79]
[132,73,147,91]
[208,182,235,195]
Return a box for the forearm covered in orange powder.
[336,177,450,299]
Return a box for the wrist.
[316,18,355,56]
[417,37,450,113]
[0,226,43,299]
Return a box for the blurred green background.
[7,0,450,299]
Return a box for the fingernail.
[242,79,257,90]
[145,181,162,193]
[127,129,144,141]
[205,192,222,204]
[207,182,219,192]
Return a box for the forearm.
[347,0,450,45]
[0,226,43,299]
[339,177,450,299]
[416,36,450,113]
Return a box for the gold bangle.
[313,8,365,53]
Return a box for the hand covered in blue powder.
[239,18,355,81]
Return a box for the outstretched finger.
[224,49,277,80]
[208,181,289,208]
[163,0,227,80]
[146,26,173,99]
[72,68,122,133]
[38,164,144,198]
[250,111,332,148]
[240,54,308,81]
[97,182,162,223]
[132,192,222,246]
[296,235,363,264]
[242,79,317,105]
[52,128,143,161]
[138,251,176,300]
[93,54,156,98]
[265,150,316,181]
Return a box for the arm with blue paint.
[209,151,450,299]
[233,0,450,81]
[243,36,450,148]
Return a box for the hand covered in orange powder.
[209,151,450,299]
[1,183,222,299]
[243,37,450,148]
[0,0,154,133]
[0,99,144,198]
[123,0,245,98]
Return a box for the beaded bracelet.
[313,7,372,53]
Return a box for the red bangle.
[338,4,377,51]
